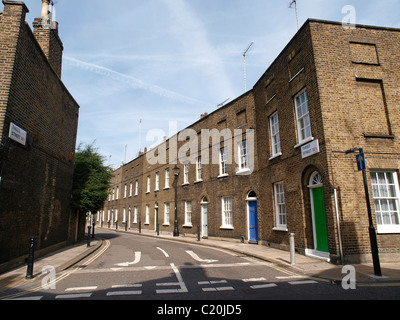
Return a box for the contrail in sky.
[64,56,211,107]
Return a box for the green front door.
[312,187,329,252]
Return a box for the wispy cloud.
[63,55,211,107]
[159,0,236,100]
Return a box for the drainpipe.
[334,189,344,264]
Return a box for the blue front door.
[249,201,258,243]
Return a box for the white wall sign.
[301,139,319,159]
[9,122,27,146]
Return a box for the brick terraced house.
[0,1,80,271]
[100,19,400,264]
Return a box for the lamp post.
[345,147,382,276]
[173,165,180,237]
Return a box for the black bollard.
[87,226,91,247]
[26,236,37,279]
[197,225,200,241]
[139,221,141,234]
[92,222,95,238]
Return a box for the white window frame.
[124,184,127,198]
[155,172,160,191]
[221,197,233,229]
[219,147,228,176]
[273,182,287,230]
[371,171,400,234]
[133,206,138,224]
[123,207,126,223]
[164,203,170,225]
[237,141,249,174]
[196,156,203,181]
[135,180,138,196]
[145,205,150,225]
[294,89,312,145]
[183,162,189,185]
[165,168,170,189]
[116,186,119,200]
[146,176,150,193]
[269,112,282,158]
[129,182,133,197]
[184,201,192,227]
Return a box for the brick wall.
[310,20,400,263]
[101,19,400,264]
[0,1,79,268]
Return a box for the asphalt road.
[8,229,400,307]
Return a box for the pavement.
[1,227,399,298]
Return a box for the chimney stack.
[33,0,63,78]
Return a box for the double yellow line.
[1,239,110,300]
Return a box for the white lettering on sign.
[9,122,27,146]
[301,140,319,159]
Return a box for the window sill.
[294,137,314,149]
[269,152,282,161]
[194,180,203,184]
[162,223,170,226]
[220,226,234,230]
[163,187,170,190]
[377,225,400,234]
[236,168,251,176]
[182,183,189,187]
[182,224,193,228]
[217,173,229,179]
[272,227,288,232]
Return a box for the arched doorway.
[200,197,209,238]
[308,172,329,258]
[247,191,258,243]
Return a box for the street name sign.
[8,122,27,146]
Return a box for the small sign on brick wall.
[9,122,27,146]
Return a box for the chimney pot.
[41,0,51,18]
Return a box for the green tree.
[71,143,112,214]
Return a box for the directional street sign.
[356,153,366,171]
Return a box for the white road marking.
[250,283,278,289]
[198,280,227,285]
[55,293,92,299]
[156,247,169,258]
[186,250,218,263]
[157,263,188,294]
[65,286,97,292]
[111,284,142,288]
[242,277,267,282]
[115,251,141,267]
[288,280,319,285]
[107,290,142,296]
[8,296,43,300]
[202,286,234,292]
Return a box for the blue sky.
[20,0,400,168]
